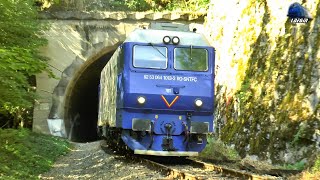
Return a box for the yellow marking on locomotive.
[155,115,159,119]
[179,116,182,120]
[161,95,179,108]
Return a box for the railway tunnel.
[63,45,119,142]
[33,13,206,143]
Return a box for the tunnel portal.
[65,50,115,142]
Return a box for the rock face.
[205,0,320,164]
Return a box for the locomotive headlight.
[172,36,180,45]
[163,36,171,44]
[194,99,203,107]
[137,96,146,104]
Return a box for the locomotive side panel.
[98,47,123,127]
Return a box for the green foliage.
[200,136,241,161]
[235,80,252,109]
[0,0,50,128]
[283,160,306,171]
[291,123,307,146]
[126,0,151,11]
[46,0,210,12]
[0,128,70,179]
[312,155,320,173]
[126,0,210,12]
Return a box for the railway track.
[101,140,280,179]
[138,156,279,180]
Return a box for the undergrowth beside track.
[200,136,320,179]
[0,128,71,179]
[199,136,241,161]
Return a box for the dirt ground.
[40,141,166,180]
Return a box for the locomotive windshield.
[174,47,208,71]
[133,45,167,69]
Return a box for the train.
[97,23,215,156]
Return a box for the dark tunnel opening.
[67,51,115,142]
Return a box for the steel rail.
[136,157,278,180]
[139,157,204,180]
[190,159,278,180]
[101,140,278,179]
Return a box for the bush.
[0,128,70,179]
[200,135,241,161]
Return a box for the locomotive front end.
[118,29,215,156]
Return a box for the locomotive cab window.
[174,47,208,71]
[133,45,167,69]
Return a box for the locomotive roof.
[124,29,211,46]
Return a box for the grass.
[303,155,320,179]
[0,128,71,180]
[283,160,306,171]
[200,135,241,161]
[289,155,320,179]
[311,155,320,173]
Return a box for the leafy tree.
[145,0,210,12]
[0,0,50,128]
[40,0,210,12]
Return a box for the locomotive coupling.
[164,123,172,133]
[162,123,175,151]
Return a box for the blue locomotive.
[98,23,215,156]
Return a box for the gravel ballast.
[40,141,166,180]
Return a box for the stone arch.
[33,14,206,137]
[63,43,121,142]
